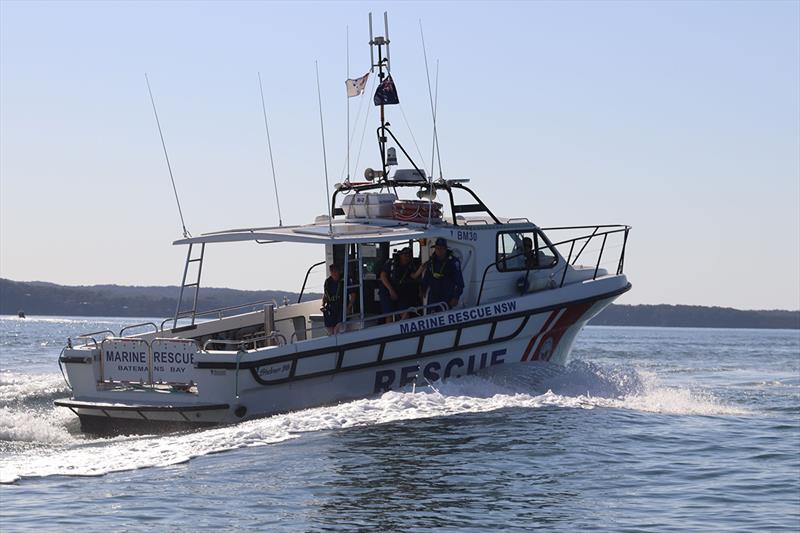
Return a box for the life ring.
[393,200,443,223]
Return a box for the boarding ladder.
[341,243,365,330]
[172,243,205,329]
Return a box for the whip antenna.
[258,72,284,226]
[346,26,350,181]
[419,21,441,227]
[315,61,333,235]
[368,13,375,73]
[145,73,190,238]
[433,59,443,180]
[419,20,441,180]
[384,12,391,72]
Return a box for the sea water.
[0,316,797,531]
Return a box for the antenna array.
[368,12,393,179]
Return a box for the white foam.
[527,361,749,417]
[601,382,748,416]
[0,361,748,484]
[0,371,69,404]
[0,406,74,445]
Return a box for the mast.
[357,11,426,194]
[369,12,391,181]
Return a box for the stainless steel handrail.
[354,302,449,327]
[119,322,159,337]
[201,332,286,352]
[542,225,631,280]
[540,224,632,231]
[289,302,449,342]
[476,226,631,304]
[290,326,330,343]
[241,331,287,351]
[298,261,326,303]
[161,300,278,330]
[152,337,200,348]
[75,330,115,348]
[57,346,72,390]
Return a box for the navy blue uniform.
[422,253,464,308]
[323,276,345,328]
[379,257,420,314]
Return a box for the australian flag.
[373,74,399,106]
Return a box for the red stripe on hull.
[530,301,595,362]
[521,310,559,361]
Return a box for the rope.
[338,75,371,181]
[353,76,378,177]
[398,103,427,170]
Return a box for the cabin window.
[496,230,558,272]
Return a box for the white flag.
[345,72,370,97]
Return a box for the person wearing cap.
[419,237,464,310]
[378,246,421,322]
[321,263,355,335]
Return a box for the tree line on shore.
[1,278,797,329]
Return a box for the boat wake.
[0,360,747,484]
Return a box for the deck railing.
[476,224,631,304]
[161,300,278,331]
[288,302,449,343]
[541,225,630,287]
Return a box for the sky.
[1,0,798,310]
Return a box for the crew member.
[419,237,464,310]
[521,237,538,269]
[378,247,421,322]
[322,264,354,335]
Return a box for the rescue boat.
[55,15,631,432]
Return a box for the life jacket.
[428,252,454,280]
[389,258,415,285]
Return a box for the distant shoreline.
[1,278,798,330]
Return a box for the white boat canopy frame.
[169,220,441,328]
[172,221,433,247]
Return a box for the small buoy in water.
[17,310,25,319]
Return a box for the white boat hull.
[56,275,630,430]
